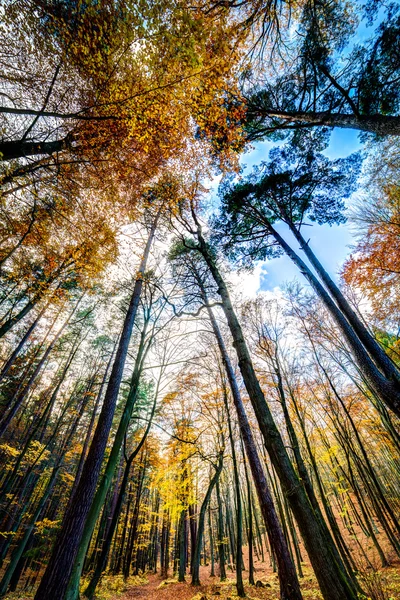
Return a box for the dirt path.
[121,568,232,600]
[119,563,280,600]
[118,561,400,600]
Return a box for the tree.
[0,0,245,170]
[179,206,361,600]
[343,140,400,326]
[240,2,400,139]
[215,142,400,417]
[34,204,160,600]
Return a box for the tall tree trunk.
[241,438,255,585]
[188,503,197,574]
[216,480,227,581]
[34,214,160,600]
[192,221,360,600]
[191,454,223,586]
[69,347,115,501]
[222,384,245,597]
[208,504,215,577]
[178,509,187,582]
[266,221,400,417]
[256,110,400,136]
[0,138,70,162]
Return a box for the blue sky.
[222,128,363,292]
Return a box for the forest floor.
[4,551,400,600]
[4,561,400,600]
[112,559,400,600]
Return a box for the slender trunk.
[267,222,400,417]
[188,503,197,574]
[35,215,159,600]
[222,385,245,596]
[178,510,187,582]
[241,438,255,585]
[216,481,226,581]
[114,485,132,574]
[160,510,170,578]
[261,110,400,136]
[208,504,215,577]
[0,306,46,383]
[191,454,223,586]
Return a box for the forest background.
[0,2,399,600]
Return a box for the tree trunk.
[216,480,227,581]
[0,138,69,162]
[178,510,187,582]
[241,439,255,585]
[193,223,360,600]
[34,214,159,600]
[222,385,245,597]
[68,346,115,501]
[208,504,215,577]
[267,221,400,418]
[258,110,400,136]
[191,454,223,586]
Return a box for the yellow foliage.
[0,443,19,459]
[34,519,60,535]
